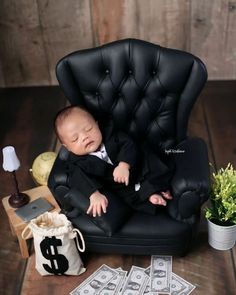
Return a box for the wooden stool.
[2,186,60,258]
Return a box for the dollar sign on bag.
[40,236,69,275]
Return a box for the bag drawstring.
[73,228,85,252]
[22,223,85,253]
[22,224,32,240]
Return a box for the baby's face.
[58,110,102,155]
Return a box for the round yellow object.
[31,152,57,186]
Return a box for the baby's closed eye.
[71,137,78,143]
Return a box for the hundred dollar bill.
[70,264,118,295]
[121,265,149,295]
[98,269,127,295]
[170,273,196,295]
[150,255,172,294]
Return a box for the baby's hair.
[54,105,92,143]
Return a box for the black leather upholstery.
[48,39,210,256]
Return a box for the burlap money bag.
[22,211,86,276]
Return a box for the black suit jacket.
[67,124,138,199]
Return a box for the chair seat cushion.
[70,209,192,255]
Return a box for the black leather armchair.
[48,39,210,256]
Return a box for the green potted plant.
[205,163,236,250]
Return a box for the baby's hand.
[113,161,130,186]
[87,191,108,217]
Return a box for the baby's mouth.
[85,141,94,149]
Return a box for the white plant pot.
[207,219,236,250]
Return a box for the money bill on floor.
[121,265,149,295]
[98,268,127,295]
[170,273,196,295]
[69,256,196,295]
[70,264,118,295]
[150,255,172,294]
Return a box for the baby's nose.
[82,134,89,142]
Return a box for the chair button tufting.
[95,92,99,96]
[105,69,109,74]
[129,70,132,74]
[152,70,156,75]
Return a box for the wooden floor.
[0,82,235,295]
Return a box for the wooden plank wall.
[0,0,235,87]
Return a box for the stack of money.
[70,256,196,295]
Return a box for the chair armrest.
[167,137,210,222]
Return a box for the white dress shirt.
[89,143,113,165]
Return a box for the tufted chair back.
[56,39,207,154]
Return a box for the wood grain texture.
[188,94,214,166]
[232,247,236,287]
[190,0,236,80]
[174,233,236,295]
[36,0,93,85]
[0,87,66,196]
[188,89,215,233]
[0,0,236,86]
[0,59,5,87]
[136,0,190,50]
[91,0,125,45]
[91,0,190,50]
[0,0,50,87]
[202,81,236,169]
